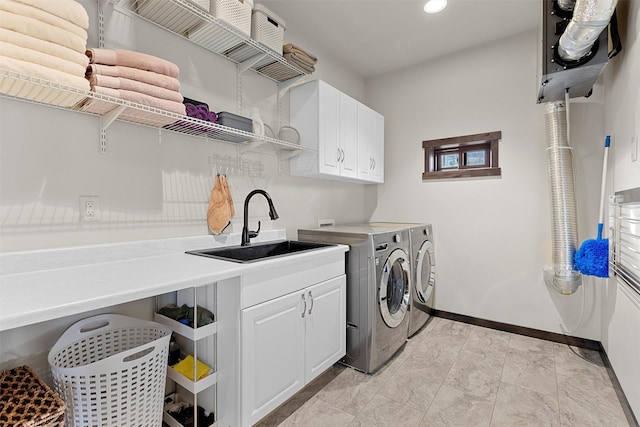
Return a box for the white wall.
[601,0,640,418]
[366,30,605,340]
[0,0,372,252]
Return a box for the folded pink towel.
[87,73,183,103]
[86,48,179,78]
[86,63,180,91]
[92,85,186,116]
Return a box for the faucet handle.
[249,221,261,239]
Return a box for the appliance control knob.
[393,234,401,243]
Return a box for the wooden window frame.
[423,131,502,180]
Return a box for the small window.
[423,131,501,180]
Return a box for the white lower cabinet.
[240,275,346,426]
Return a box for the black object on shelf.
[168,334,181,366]
[158,304,214,328]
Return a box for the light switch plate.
[632,135,638,162]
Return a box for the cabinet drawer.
[240,250,345,308]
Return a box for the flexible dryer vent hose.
[558,0,618,61]
[545,101,582,294]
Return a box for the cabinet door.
[339,93,358,179]
[318,81,341,176]
[357,103,374,181]
[241,291,305,427]
[371,110,385,183]
[305,275,346,383]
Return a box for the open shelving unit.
[155,284,219,427]
[0,68,314,155]
[112,0,308,83]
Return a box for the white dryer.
[370,223,436,337]
[298,224,411,373]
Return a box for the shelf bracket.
[238,53,269,74]
[99,105,126,153]
[239,140,267,154]
[236,64,243,114]
[97,0,109,48]
[276,148,302,175]
[277,74,312,98]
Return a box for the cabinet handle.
[370,157,373,169]
[308,290,314,315]
[337,148,341,163]
[372,158,376,170]
[301,293,307,318]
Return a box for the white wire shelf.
[113,0,309,83]
[0,68,313,153]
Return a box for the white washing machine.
[298,224,411,373]
[370,223,436,337]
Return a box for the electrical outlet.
[632,135,638,162]
[80,196,99,221]
[318,219,335,227]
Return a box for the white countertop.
[0,231,348,332]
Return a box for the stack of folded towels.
[283,43,317,74]
[183,97,217,123]
[0,0,91,107]
[83,47,185,125]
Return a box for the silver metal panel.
[537,0,609,103]
[369,223,436,337]
[610,188,640,296]
[298,225,410,373]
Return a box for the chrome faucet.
[241,189,279,246]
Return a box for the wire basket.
[210,0,252,37]
[251,4,285,54]
[278,126,299,145]
[48,314,171,427]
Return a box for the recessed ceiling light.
[424,0,447,13]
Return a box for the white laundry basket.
[48,314,171,427]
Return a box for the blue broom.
[575,135,610,277]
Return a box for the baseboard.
[432,309,638,426]
[599,343,640,427]
[431,309,601,350]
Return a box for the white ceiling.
[261,0,541,78]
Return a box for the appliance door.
[378,248,411,328]
[415,240,435,305]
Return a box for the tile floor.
[256,316,633,427]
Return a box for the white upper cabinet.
[290,80,384,184]
[357,103,384,183]
[338,92,358,179]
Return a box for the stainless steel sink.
[186,240,334,263]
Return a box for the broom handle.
[597,135,611,240]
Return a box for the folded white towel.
[0,0,87,39]
[0,10,87,53]
[0,40,86,76]
[10,0,89,29]
[0,71,86,107]
[0,28,88,69]
[0,55,90,92]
